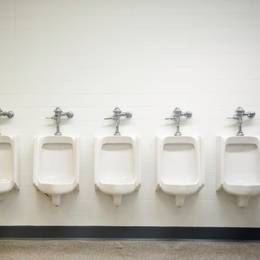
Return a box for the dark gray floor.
[0,240,260,260]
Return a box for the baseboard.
[0,226,260,240]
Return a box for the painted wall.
[0,0,260,226]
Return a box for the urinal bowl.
[95,135,141,206]
[157,136,204,207]
[0,135,18,197]
[217,136,260,207]
[33,135,79,206]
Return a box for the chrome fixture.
[0,108,14,119]
[46,107,73,136]
[165,107,192,136]
[104,107,132,136]
[228,106,255,136]
[0,108,14,135]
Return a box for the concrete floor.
[0,240,259,260]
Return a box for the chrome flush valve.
[46,107,73,136]
[0,108,14,119]
[104,107,132,136]
[165,107,192,136]
[228,106,255,136]
[0,108,14,135]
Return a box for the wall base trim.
[0,226,260,240]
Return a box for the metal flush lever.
[165,107,192,136]
[227,106,255,136]
[104,107,132,136]
[0,108,14,135]
[46,107,73,136]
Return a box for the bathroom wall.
[0,0,260,227]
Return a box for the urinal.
[95,135,140,206]
[95,107,141,206]
[33,135,79,206]
[217,136,260,207]
[0,109,18,197]
[157,107,204,207]
[33,107,79,206]
[217,107,258,207]
[157,135,204,207]
[0,135,18,195]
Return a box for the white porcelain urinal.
[95,135,141,206]
[157,136,204,207]
[217,136,260,207]
[33,136,79,206]
[0,135,18,195]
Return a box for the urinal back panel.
[38,141,74,184]
[225,142,260,185]
[0,142,13,181]
[161,142,198,184]
[100,142,134,184]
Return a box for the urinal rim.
[222,182,260,196]
[37,177,77,185]
[96,180,138,195]
[157,135,201,144]
[159,178,201,187]
[159,182,203,195]
[96,173,138,188]
[0,177,15,192]
[223,135,260,145]
[36,135,78,144]
[36,181,78,195]
[0,135,16,141]
[223,181,260,187]
[95,134,139,144]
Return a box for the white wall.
[0,0,260,226]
